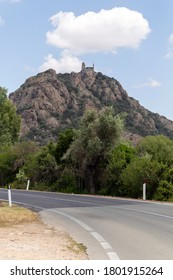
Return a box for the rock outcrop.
[9,66,173,144]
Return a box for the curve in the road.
[0,190,119,259]
[1,189,173,259]
[49,208,119,260]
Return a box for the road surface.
[0,188,173,260]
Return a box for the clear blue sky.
[0,0,173,120]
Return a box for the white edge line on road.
[100,241,113,250]
[48,208,120,260]
[0,198,44,211]
[91,232,105,242]
[108,252,120,260]
[0,196,119,260]
[0,190,102,207]
[110,206,173,220]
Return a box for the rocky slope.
[9,65,173,144]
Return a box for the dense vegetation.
[1,87,173,201]
[0,87,21,145]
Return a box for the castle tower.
[81,62,95,75]
[81,62,86,71]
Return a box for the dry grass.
[0,201,88,260]
[0,201,38,227]
[67,238,87,256]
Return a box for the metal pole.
[26,179,30,191]
[8,185,12,207]
[143,183,146,200]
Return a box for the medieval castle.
[81,62,94,73]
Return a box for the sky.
[0,0,173,120]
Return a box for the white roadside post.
[143,179,147,200]
[26,179,30,191]
[8,185,12,207]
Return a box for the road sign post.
[8,185,12,207]
[143,179,147,200]
[26,179,30,191]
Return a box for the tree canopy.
[0,87,21,145]
[137,135,173,165]
[0,93,173,202]
[64,107,124,193]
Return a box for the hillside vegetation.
[1,65,173,202]
[1,85,173,201]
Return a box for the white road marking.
[49,209,93,231]
[110,206,173,220]
[108,252,119,260]
[3,189,173,259]
[1,197,119,259]
[0,191,101,207]
[100,241,112,250]
[0,198,44,210]
[49,208,119,260]
[91,232,105,242]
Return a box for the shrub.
[154,180,173,201]
[54,169,78,193]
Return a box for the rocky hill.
[9,64,173,145]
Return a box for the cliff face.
[9,67,173,144]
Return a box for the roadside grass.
[67,237,87,256]
[0,201,38,227]
[0,201,88,258]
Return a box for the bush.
[10,181,26,190]
[154,180,173,201]
[121,156,165,199]
[53,169,78,193]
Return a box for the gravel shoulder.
[0,202,88,260]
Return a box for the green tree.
[0,146,16,186]
[0,141,39,187]
[163,167,173,183]
[54,167,77,193]
[16,169,28,182]
[0,87,21,145]
[23,144,58,189]
[121,155,165,199]
[54,129,74,165]
[64,107,124,193]
[12,141,39,170]
[105,143,136,195]
[154,180,173,201]
[137,135,173,166]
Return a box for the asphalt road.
[1,188,173,260]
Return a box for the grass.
[0,201,38,227]
[0,201,88,258]
[67,237,87,256]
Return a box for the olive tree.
[64,107,124,194]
